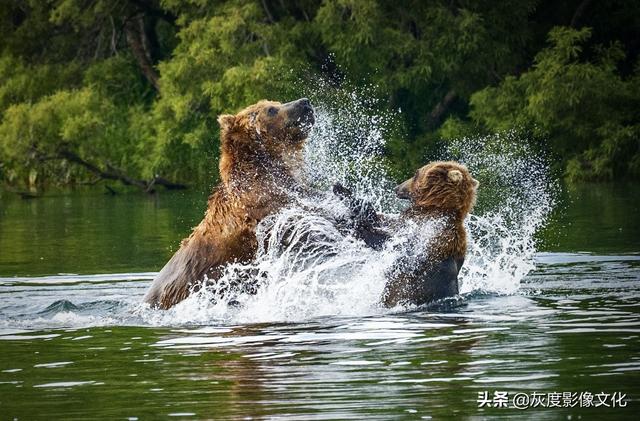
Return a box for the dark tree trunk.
[125,14,161,92]
[570,0,593,28]
[427,90,457,129]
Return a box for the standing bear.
[144,98,315,309]
[382,161,479,307]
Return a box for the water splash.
[441,132,557,295]
[302,83,400,211]
[141,200,450,325]
[139,93,557,325]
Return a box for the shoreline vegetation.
[1,0,638,195]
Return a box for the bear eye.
[267,107,278,116]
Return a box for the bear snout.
[395,178,413,200]
[284,98,315,128]
[294,98,312,113]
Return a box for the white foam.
[446,133,556,294]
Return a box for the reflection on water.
[0,254,638,419]
[0,189,208,277]
[540,182,640,253]
[1,182,637,278]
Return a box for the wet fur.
[144,100,312,309]
[382,161,478,307]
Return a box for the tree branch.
[261,0,275,23]
[110,15,118,54]
[427,90,457,128]
[124,14,161,92]
[59,149,186,192]
[570,0,592,28]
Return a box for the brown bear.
[144,98,314,309]
[382,161,479,307]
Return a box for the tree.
[1,1,639,191]
[451,27,640,180]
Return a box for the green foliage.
[316,0,535,134]
[0,88,133,187]
[438,117,486,142]
[457,27,640,181]
[84,54,155,105]
[0,55,83,115]
[0,1,639,190]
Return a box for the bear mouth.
[395,178,413,200]
[287,112,315,139]
[295,103,315,126]
[296,114,315,134]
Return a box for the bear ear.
[217,114,236,130]
[448,169,463,183]
[473,178,480,188]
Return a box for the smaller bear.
[382,161,479,307]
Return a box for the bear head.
[217,98,314,187]
[395,161,479,219]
